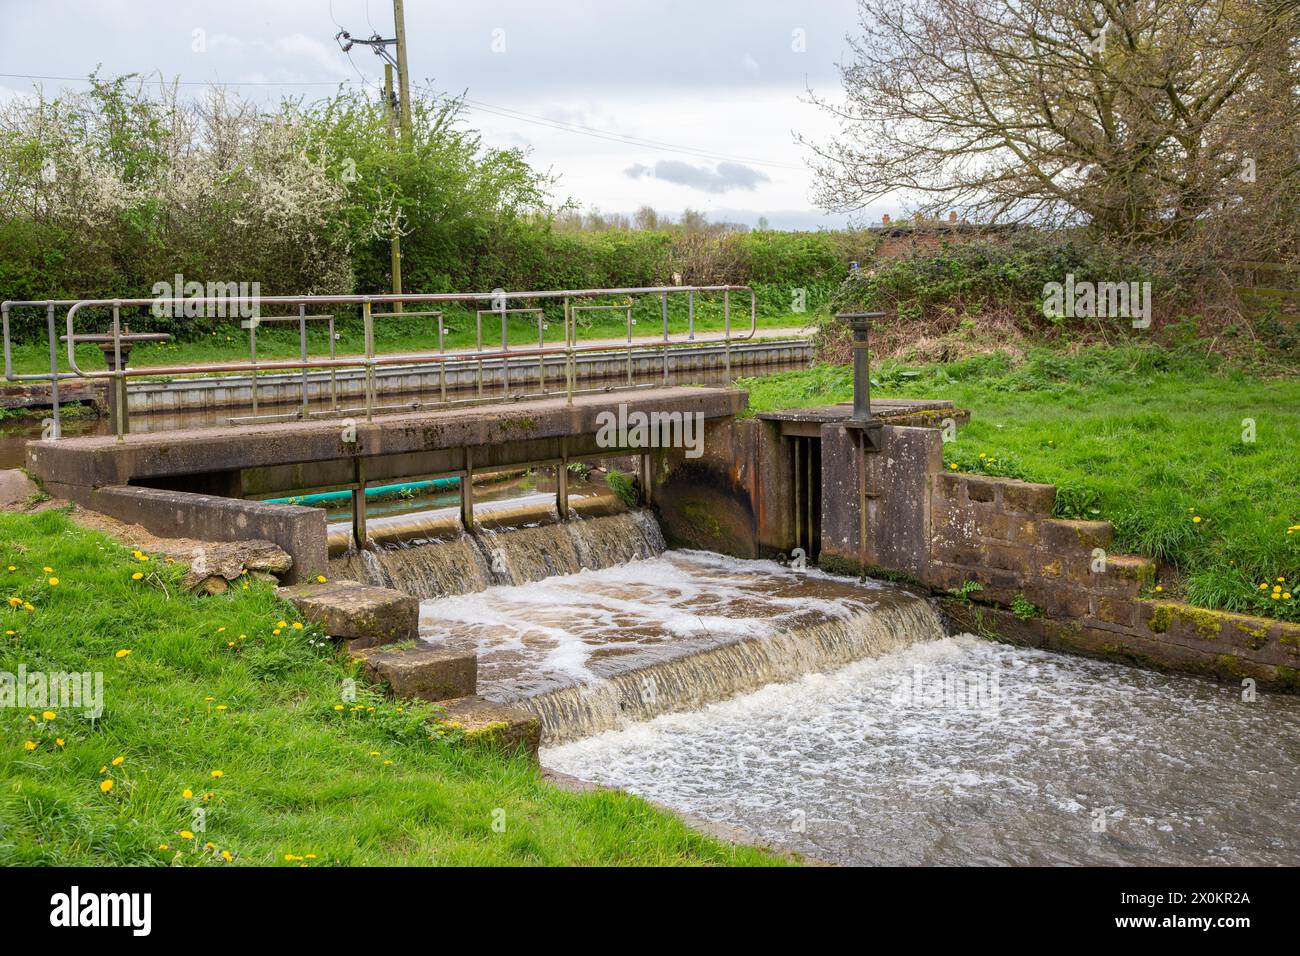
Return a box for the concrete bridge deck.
[26,386,745,581]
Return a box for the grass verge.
[0,508,781,866]
[740,345,1300,622]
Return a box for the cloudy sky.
[0,0,887,229]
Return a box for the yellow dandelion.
[1285,593,1293,600]
[22,603,32,612]
[276,620,288,629]
[111,755,124,766]
[158,844,169,851]
[6,565,14,571]
[316,575,327,583]
[333,704,344,711]
[180,830,194,840]
[23,740,36,751]
[369,751,380,757]
[217,627,226,633]
[1154,585,1163,592]
[1191,516,1201,524]
[115,649,131,658]
[949,463,958,470]
[210,769,223,778]
[205,842,216,850]
[7,596,20,606]
[272,628,281,636]
[42,710,55,720]
[291,622,303,630]
[55,738,65,747]
[221,850,233,862]
[100,779,113,793]
[41,566,53,573]
[183,788,193,799]
[215,705,227,712]
[131,572,143,581]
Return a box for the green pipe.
[265,476,460,506]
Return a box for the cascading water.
[329,497,665,600]
[416,548,946,744]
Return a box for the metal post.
[437,313,447,404]
[111,304,126,441]
[461,446,474,530]
[363,300,374,422]
[564,297,574,405]
[298,303,309,418]
[626,301,633,386]
[688,288,695,341]
[329,315,338,411]
[840,311,884,452]
[45,304,60,439]
[723,288,731,381]
[557,437,569,519]
[352,455,367,549]
[475,308,484,398]
[500,295,509,398]
[249,318,259,418]
[661,291,669,385]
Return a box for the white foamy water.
[419,549,945,741]
[543,635,1300,866]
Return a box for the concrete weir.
[26,386,745,583]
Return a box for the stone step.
[351,643,477,702]
[434,696,541,762]
[277,579,416,651]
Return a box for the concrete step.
[351,643,477,702]
[434,696,541,762]
[277,578,417,650]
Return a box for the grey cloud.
[625,160,770,193]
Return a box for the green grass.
[4,300,807,377]
[741,346,1300,622]
[0,509,782,866]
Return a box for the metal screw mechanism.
[838,311,884,452]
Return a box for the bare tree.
[805,0,1299,256]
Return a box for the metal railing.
[2,286,757,441]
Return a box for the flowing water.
[416,547,946,743]
[332,501,665,600]
[543,635,1300,865]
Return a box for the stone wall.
[827,424,1300,691]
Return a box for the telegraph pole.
[393,0,412,141]
[335,3,412,311]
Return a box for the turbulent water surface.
[417,548,944,741]
[544,636,1300,866]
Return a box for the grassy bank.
[0,509,780,866]
[4,296,808,377]
[741,346,1300,622]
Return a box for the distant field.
[741,346,1300,622]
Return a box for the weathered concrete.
[435,695,542,761]
[350,643,477,702]
[820,423,944,580]
[277,579,417,649]
[27,386,745,498]
[0,468,40,509]
[87,485,324,583]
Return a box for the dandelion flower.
[23,740,36,751]
[333,704,344,711]
[369,751,380,757]
[158,844,169,851]
[183,788,193,799]
[131,572,143,581]
[6,565,14,571]
[111,755,124,766]
[115,649,131,658]
[210,770,223,778]
[55,738,65,747]
[316,575,327,583]
[291,622,303,630]
[42,710,55,720]
[1191,516,1201,524]
[276,620,288,629]
[949,463,958,470]
[221,850,233,862]
[100,779,113,793]
[215,705,227,712]
[272,628,281,636]
[180,830,194,840]
[1154,585,1163,593]
[217,627,225,633]
[41,566,53,573]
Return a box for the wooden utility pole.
[393,0,412,141]
[385,63,403,313]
